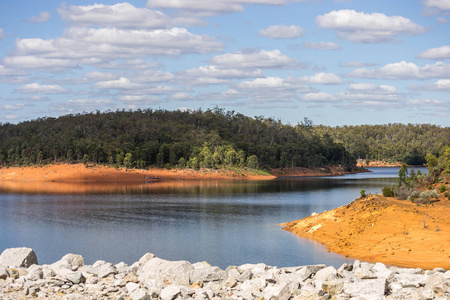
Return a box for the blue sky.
[0,0,449,126]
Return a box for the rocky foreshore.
[0,248,449,300]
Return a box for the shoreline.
[282,192,450,271]
[1,247,449,299]
[0,163,365,184]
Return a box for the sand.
[282,192,450,270]
[0,163,277,194]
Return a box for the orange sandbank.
[283,193,450,270]
[0,163,275,194]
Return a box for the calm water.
[0,167,423,269]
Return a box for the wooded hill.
[0,108,356,171]
[314,124,450,165]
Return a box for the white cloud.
[131,70,175,83]
[93,77,142,90]
[65,99,112,107]
[288,73,344,85]
[16,83,68,94]
[146,0,301,17]
[437,17,449,24]
[259,25,304,39]
[5,27,223,72]
[418,45,450,60]
[316,9,425,43]
[0,65,27,76]
[210,49,302,69]
[117,95,161,104]
[423,0,450,12]
[348,83,399,94]
[336,82,403,109]
[176,65,263,86]
[83,72,120,82]
[406,99,447,106]
[4,56,79,72]
[3,103,25,111]
[0,28,5,39]
[5,115,18,120]
[303,41,341,50]
[339,61,377,68]
[409,79,450,92]
[57,3,202,29]
[300,92,339,102]
[30,11,51,23]
[346,61,450,80]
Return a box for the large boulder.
[0,247,38,268]
[139,257,194,286]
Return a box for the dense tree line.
[314,124,450,165]
[0,108,356,171]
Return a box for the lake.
[0,167,423,269]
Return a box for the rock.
[189,266,227,284]
[139,257,194,286]
[138,253,155,267]
[126,281,140,294]
[322,280,344,296]
[423,273,445,294]
[0,267,9,279]
[130,288,150,300]
[264,282,292,300]
[54,254,84,271]
[313,266,337,288]
[343,278,387,297]
[91,260,117,278]
[65,271,85,284]
[159,284,184,300]
[26,264,43,281]
[0,247,38,268]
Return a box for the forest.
[0,108,356,171]
[314,124,450,165]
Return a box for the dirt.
[282,192,450,270]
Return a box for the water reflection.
[0,167,418,269]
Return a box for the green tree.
[123,152,133,169]
[398,163,408,186]
[247,155,258,169]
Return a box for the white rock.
[263,282,292,300]
[130,287,150,300]
[160,284,184,300]
[26,265,43,281]
[0,247,38,268]
[126,282,140,294]
[343,278,387,297]
[140,257,194,286]
[189,266,227,284]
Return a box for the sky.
[0,0,449,126]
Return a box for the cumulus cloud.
[210,49,302,69]
[405,98,447,107]
[5,27,223,72]
[176,65,263,86]
[57,3,202,29]
[316,9,425,43]
[300,92,339,102]
[93,77,142,90]
[30,11,51,23]
[303,41,341,50]
[146,0,302,17]
[418,45,450,60]
[339,61,377,68]
[346,61,450,80]
[16,83,68,94]
[0,65,27,76]
[117,95,162,104]
[2,103,25,111]
[423,0,450,12]
[288,73,344,85]
[259,25,304,39]
[336,82,404,109]
[0,28,5,39]
[409,79,450,92]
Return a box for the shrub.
[408,190,419,202]
[382,186,395,197]
[431,189,439,199]
[360,189,366,198]
[394,183,413,200]
[439,184,447,193]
